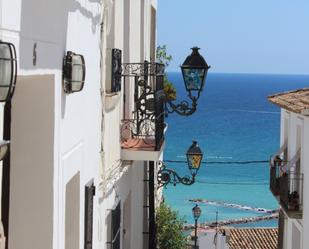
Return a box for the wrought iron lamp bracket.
[157,161,195,188]
[165,90,201,116]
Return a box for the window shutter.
[111,49,122,93]
[111,202,121,249]
[84,181,95,249]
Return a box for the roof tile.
[222,227,278,249]
[268,88,309,115]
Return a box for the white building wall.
[1,0,159,249]
[302,116,309,249]
[1,1,102,249]
[99,0,160,249]
[198,230,229,249]
[279,110,309,249]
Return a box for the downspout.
[99,0,113,187]
[148,161,156,249]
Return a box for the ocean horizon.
[163,72,309,227]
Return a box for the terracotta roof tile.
[222,227,278,249]
[268,88,309,115]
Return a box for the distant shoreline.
[183,213,278,231]
[189,199,278,214]
[165,71,309,77]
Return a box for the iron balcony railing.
[270,163,281,197]
[121,62,165,151]
[269,156,303,219]
[279,172,303,219]
[269,156,284,197]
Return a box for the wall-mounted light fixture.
[165,47,210,116]
[0,140,10,161]
[0,41,17,102]
[158,141,203,187]
[63,51,86,94]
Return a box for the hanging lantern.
[0,41,17,102]
[63,51,86,93]
[192,204,202,220]
[186,141,203,176]
[181,47,210,93]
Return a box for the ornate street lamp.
[157,141,203,187]
[192,204,202,249]
[0,41,17,102]
[165,47,210,116]
[63,51,86,94]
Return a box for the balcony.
[120,62,166,161]
[270,164,303,219]
[279,172,303,219]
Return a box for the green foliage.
[156,45,172,67]
[156,45,177,100]
[156,203,188,249]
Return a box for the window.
[84,181,95,249]
[111,202,121,249]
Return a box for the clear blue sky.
[157,0,309,75]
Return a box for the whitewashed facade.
[268,89,309,249]
[0,1,163,249]
[197,229,229,249]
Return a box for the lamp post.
[192,204,202,249]
[165,47,210,116]
[157,141,203,187]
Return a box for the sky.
[157,0,309,75]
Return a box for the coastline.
[164,73,309,227]
[183,212,279,231]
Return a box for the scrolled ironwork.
[157,162,195,188]
[164,90,201,116]
[121,62,165,77]
[121,119,156,141]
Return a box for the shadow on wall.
[18,0,102,118]
[19,0,101,70]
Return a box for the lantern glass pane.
[71,81,83,92]
[0,44,12,101]
[0,87,9,101]
[0,143,8,161]
[192,206,201,219]
[187,154,202,170]
[72,55,84,84]
[182,68,205,91]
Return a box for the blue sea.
[163,72,309,227]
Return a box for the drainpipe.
[148,161,156,249]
